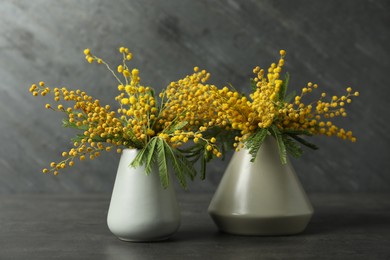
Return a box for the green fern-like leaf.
[200,149,213,180]
[63,119,89,131]
[200,154,206,180]
[71,134,87,143]
[289,134,319,150]
[178,141,212,180]
[188,150,202,164]
[130,145,148,169]
[279,72,290,101]
[283,129,313,136]
[284,90,297,104]
[144,137,158,174]
[270,125,287,164]
[174,149,197,181]
[166,121,188,134]
[156,138,169,188]
[163,141,188,189]
[245,128,269,162]
[283,135,303,158]
[177,141,206,161]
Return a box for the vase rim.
[122,148,141,151]
[121,148,141,155]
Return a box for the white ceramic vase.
[107,149,181,242]
[208,136,313,235]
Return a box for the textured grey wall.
[0,0,389,193]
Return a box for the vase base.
[117,235,173,242]
[209,212,313,236]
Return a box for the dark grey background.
[0,0,389,194]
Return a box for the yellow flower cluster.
[214,53,286,147]
[154,68,225,157]
[29,47,359,175]
[250,53,285,129]
[29,47,222,175]
[277,83,359,141]
[30,82,123,175]
[217,50,359,149]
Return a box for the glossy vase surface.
[107,149,180,242]
[208,137,313,235]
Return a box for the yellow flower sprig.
[30,82,124,175]
[29,47,223,187]
[213,50,360,163]
[277,83,359,142]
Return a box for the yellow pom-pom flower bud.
[123,70,130,77]
[121,98,129,105]
[146,128,155,136]
[129,96,137,104]
[131,69,139,77]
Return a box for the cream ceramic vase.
[208,136,313,235]
[107,149,181,242]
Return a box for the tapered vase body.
[107,149,180,241]
[208,137,313,235]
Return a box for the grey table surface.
[0,193,389,260]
